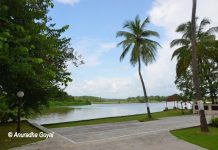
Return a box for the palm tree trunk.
[191,0,208,132]
[138,57,152,118]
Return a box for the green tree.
[171,18,218,104]
[171,18,218,76]
[116,16,161,118]
[0,0,83,131]
[175,69,195,101]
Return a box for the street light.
[17,91,24,98]
[16,91,24,133]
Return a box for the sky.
[48,0,218,98]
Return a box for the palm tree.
[116,16,160,118]
[171,0,209,132]
[191,0,208,132]
[171,18,218,76]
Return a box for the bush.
[163,107,168,111]
[211,117,218,127]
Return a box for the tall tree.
[0,0,83,131]
[116,16,160,118]
[171,18,218,104]
[191,0,208,132]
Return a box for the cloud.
[55,0,80,5]
[72,38,116,67]
[66,77,141,98]
[146,0,218,95]
[149,0,218,36]
[99,42,117,52]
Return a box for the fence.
[194,104,218,115]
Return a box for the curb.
[27,120,53,134]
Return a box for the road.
[11,115,208,150]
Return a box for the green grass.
[92,101,163,104]
[171,126,218,150]
[44,109,192,128]
[0,121,45,150]
[92,101,126,104]
[143,109,191,121]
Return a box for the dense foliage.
[211,117,218,127]
[171,18,218,103]
[0,0,83,122]
[49,93,91,106]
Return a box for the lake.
[30,102,191,124]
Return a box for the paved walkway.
[11,115,209,150]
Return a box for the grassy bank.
[171,126,218,150]
[49,99,91,107]
[0,121,45,150]
[91,101,130,104]
[44,109,192,128]
[91,101,166,104]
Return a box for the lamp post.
[16,91,24,133]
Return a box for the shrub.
[211,117,218,127]
[163,107,168,111]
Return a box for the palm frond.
[134,15,141,29]
[206,27,218,35]
[116,31,135,38]
[120,44,131,62]
[123,20,131,28]
[176,52,192,77]
[142,30,160,38]
[170,39,190,48]
[171,46,189,60]
[130,43,140,66]
[117,38,135,48]
[141,44,156,65]
[176,22,189,33]
[141,17,150,29]
[139,38,160,65]
[143,38,161,48]
[198,18,210,34]
[123,21,135,34]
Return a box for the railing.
[194,104,218,114]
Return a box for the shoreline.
[43,109,192,128]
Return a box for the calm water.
[30,102,191,124]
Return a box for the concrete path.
[11,115,209,150]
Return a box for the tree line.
[50,93,168,104]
